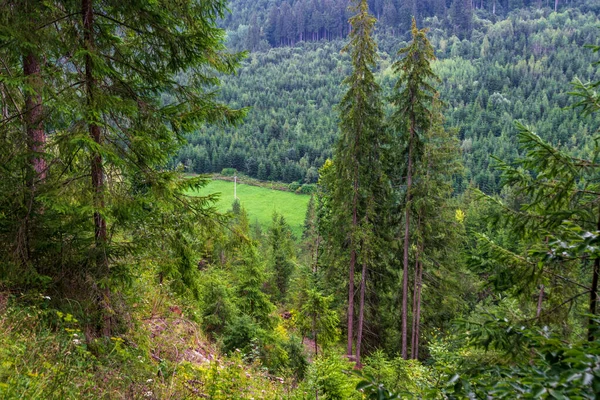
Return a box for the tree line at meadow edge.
[174,2,600,194]
[3,0,600,399]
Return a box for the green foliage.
[360,351,434,396]
[440,320,600,399]
[176,7,600,193]
[0,294,156,399]
[222,168,238,176]
[236,247,276,328]
[267,211,297,302]
[297,288,341,351]
[354,371,402,400]
[299,352,361,400]
[289,182,302,192]
[0,0,246,335]
[198,269,238,336]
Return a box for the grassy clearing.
[188,179,310,238]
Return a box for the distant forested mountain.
[174,4,600,192]
[221,0,600,50]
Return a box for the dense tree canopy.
[175,5,600,194]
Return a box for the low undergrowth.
[0,283,288,399]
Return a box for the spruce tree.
[0,1,62,276]
[390,18,439,359]
[333,0,387,365]
[1,0,245,335]
[409,97,463,359]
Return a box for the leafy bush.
[288,181,301,192]
[296,352,360,400]
[361,350,433,396]
[298,184,316,194]
[221,168,237,176]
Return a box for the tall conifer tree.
[333,0,386,364]
[1,0,245,335]
[390,18,439,359]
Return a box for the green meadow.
[188,179,311,238]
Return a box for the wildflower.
[146,378,153,383]
[143,391,153,398]
[73,339,81,345]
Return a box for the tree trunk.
[1,90,7,120]
[554,0,558,12]
[83,0,111,337]
[493,0,496,14]
[536,284,544,318]
[312,234,320,274]
[356,259,367,367]
[23,52,46,184]
[410,250,419,359]
[414,259,423,359]
[20,2,47,267]
[313,313,318,357]
[401,125,414,360]
[347,171,358,358]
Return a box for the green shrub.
[288,181,301,192]
[198,271,238,335]
[296,352,360,400]
[221,168,237,176]
[283,335,309,381]
[298,184,316,194]
[362,350,433,396]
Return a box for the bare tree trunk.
[313,312,318,357]
[23,52,46,184]
[356,259,367,367]
[401,126,414,360]
[19,1,47,267]
[554,0,558,12]
[312,235,320,274]
[83,0,111,337]
[414,259,423,359]
[536,284,544,318]
[347,170,358,358]
[0,86,9,119]
[493,0,496,14]
[410,251,419,359]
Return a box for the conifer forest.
[3,0,600,398]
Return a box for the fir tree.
[333,0,387,365]
[0,0,246,335]
[390,18,439,359]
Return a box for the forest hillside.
[2,0,600,399]
[175,2,600,192]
